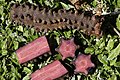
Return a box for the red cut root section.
[16,36,50,64]
[74,54,95,75]
[56,38,77,60]
[30,60,68,80]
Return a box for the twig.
[113,27,120,37]
[110,24,120,37]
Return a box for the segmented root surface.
[10,3,103,36]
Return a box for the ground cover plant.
[0,0,120,80]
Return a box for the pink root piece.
[16,36,50,64]
[30,60,68,80]
[74,54,95,75]
[56,38,77,60]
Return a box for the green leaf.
[23,31,29,37]
[10,52,19,65]
[0,6,3,15]
[44,0,52,6]
[0,76,5,80]
[99,41,105,49]
[2,59,7,76]
[22,74,30,80]
[13,41,18,50]
[114,62,120,67]
[115,68,120,75]
[91,0,97,7]
[110,58,117,66]
[117,0,120,7]
[22,67,31,74]
[17,36,26,42]
[11,77,15,80]
[84,47,94,54]
[63,31,71,39]
[1,39,7,49]
[30,28,35,35]
[17,26,23,32]
[60,2,74,10]
[28,63,34,70]
[107,43,120,60]
[0,0,5,7]
[115,0,120,8]
[28,0,33,4]
[55,53,62,60]
[116,14,120,31]
[1,49,7,56]
[106,39,114,50]
[68,4,74,8]
[108,73,117,80]
[98,54,108,65]
[60,2,69,9]
[104,65,111,70]
[10,65,21,79]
